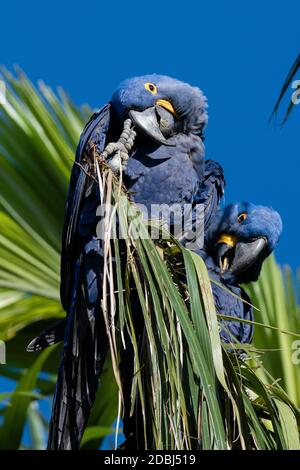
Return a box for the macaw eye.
[237,212,247,223]
[144,82,157,94]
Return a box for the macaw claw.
[101,118,136,173]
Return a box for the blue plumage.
[124,133,204,208]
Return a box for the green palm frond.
[0,70,117,449]
[0,68,84,334]
[247,256,300,407]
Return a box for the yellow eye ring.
[237,212,247,223]
[144,82,157,94]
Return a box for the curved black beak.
[230,238,267,275]
[129,106,175,146]
[216,237,267,275]
[216,242,235,271]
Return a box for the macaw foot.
[101,118,136,173]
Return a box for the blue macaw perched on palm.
[200,202,282,347]
[28,74,225,450]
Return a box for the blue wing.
[193,159,225,231]
[180,159,225,248]
[47,104,114,449]
[60,104,111,311]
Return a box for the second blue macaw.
[199,201,282,347]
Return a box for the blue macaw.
[200,201,282,346]
[27,75,225,450]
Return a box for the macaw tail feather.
[26,319,66,352]
[47,297,108,450]
[47,252,108,450]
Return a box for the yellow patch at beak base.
[217,234,237,248]
[156,99,178,118]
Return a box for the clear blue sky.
[0,0,299,450]
[1,0,299,269]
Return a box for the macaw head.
[206,202,282,283]
[111,74,208,145]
